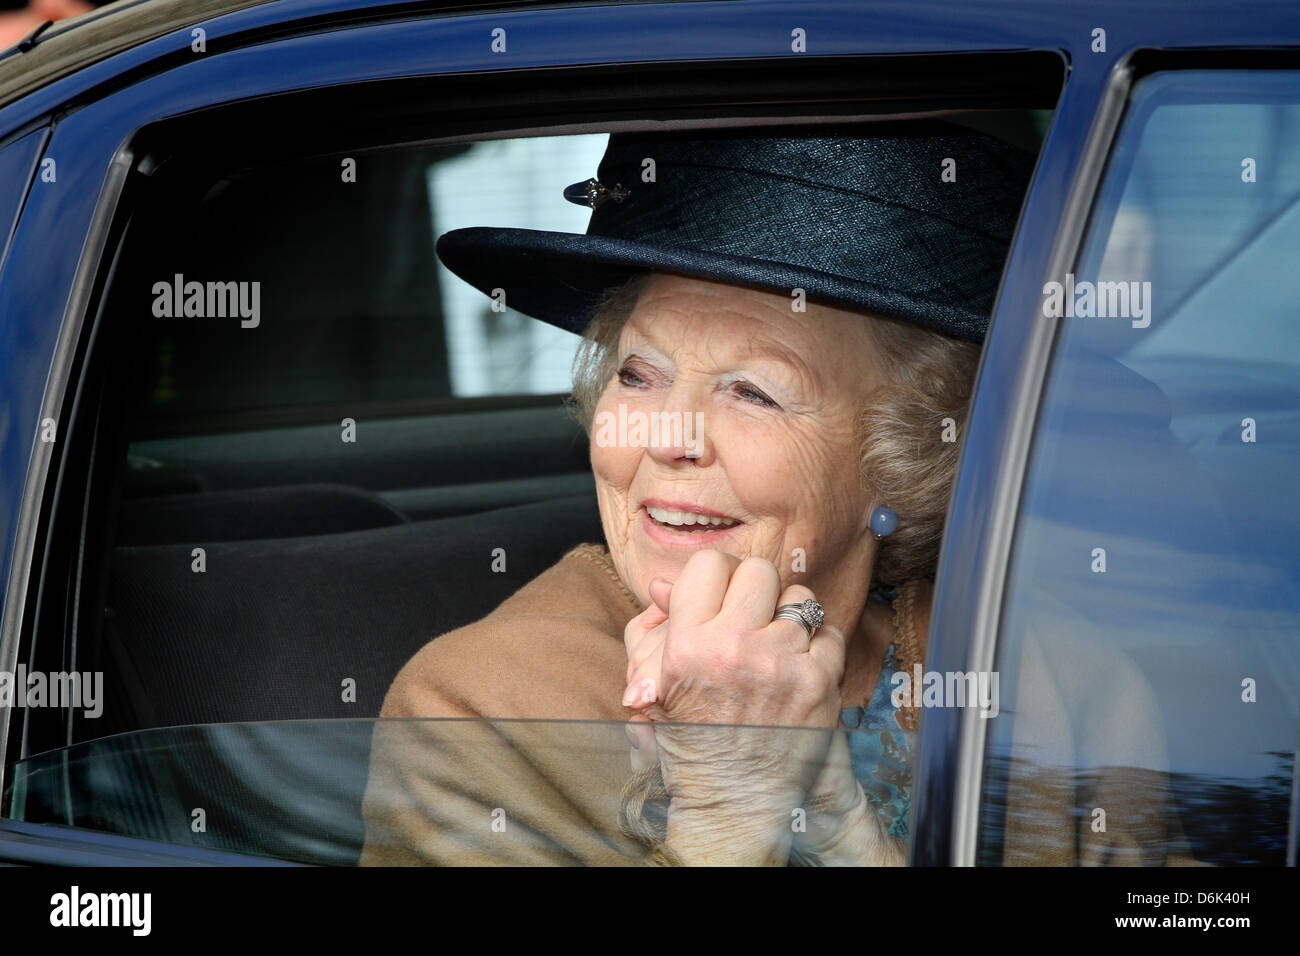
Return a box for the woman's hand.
[791,730,907,866]
[621,548,847,864]
[624,649,904,865]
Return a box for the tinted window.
[115,134,605,439]
[981,71,1300,866]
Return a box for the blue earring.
[870,505,898,539]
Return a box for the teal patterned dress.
[839,638,915,839]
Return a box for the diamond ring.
[773,599,825,638]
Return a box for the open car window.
[3,85,1057,865]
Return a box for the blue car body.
[0,0,1297,865]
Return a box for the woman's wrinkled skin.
[590,272,906,864]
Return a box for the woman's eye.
[735,383,779,408]
[617,365,647,387]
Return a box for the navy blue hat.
[435,120,1035,343]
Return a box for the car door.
[0,0,1075,866]
[933,53,1300,867]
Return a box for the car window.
[430,136,608,397]
[981,70,1300,865]
[3,719,908,866]
[124,134,604,437]
[107,138,607,499]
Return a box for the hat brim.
[435,226,987,342]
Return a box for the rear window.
[119,135,608,440]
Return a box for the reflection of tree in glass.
[979,751,1293,866]
[1165,750,1292,867]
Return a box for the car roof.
[0,0,272,111]
[3,0,1298,122]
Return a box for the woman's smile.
[639,498,744,547]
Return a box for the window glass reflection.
[982,71,1300,866]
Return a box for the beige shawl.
[359,543,928,865]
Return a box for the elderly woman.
[360,120,1034,866]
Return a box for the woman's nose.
[643,382,713,467]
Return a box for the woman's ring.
[773,599,825,638]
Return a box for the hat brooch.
[563,178,631,209]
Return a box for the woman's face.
[591,272,889,624]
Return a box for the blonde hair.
[568,272,978,586]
